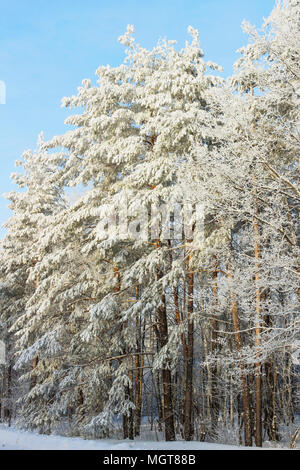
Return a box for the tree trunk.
[155,241,175,441]
[4,361,12,426]
[156,297,175,441]
[227,265,252,446]
[30,356,39,390]
[210,255,219,435]
[253,181,262,447]
[184,241,194,441]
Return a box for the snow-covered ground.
[0,425,260,450]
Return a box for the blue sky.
[0,0,275,238]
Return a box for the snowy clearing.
[0,425,261,450]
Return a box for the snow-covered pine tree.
[1,1,299,447]
[0,135,66,430]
